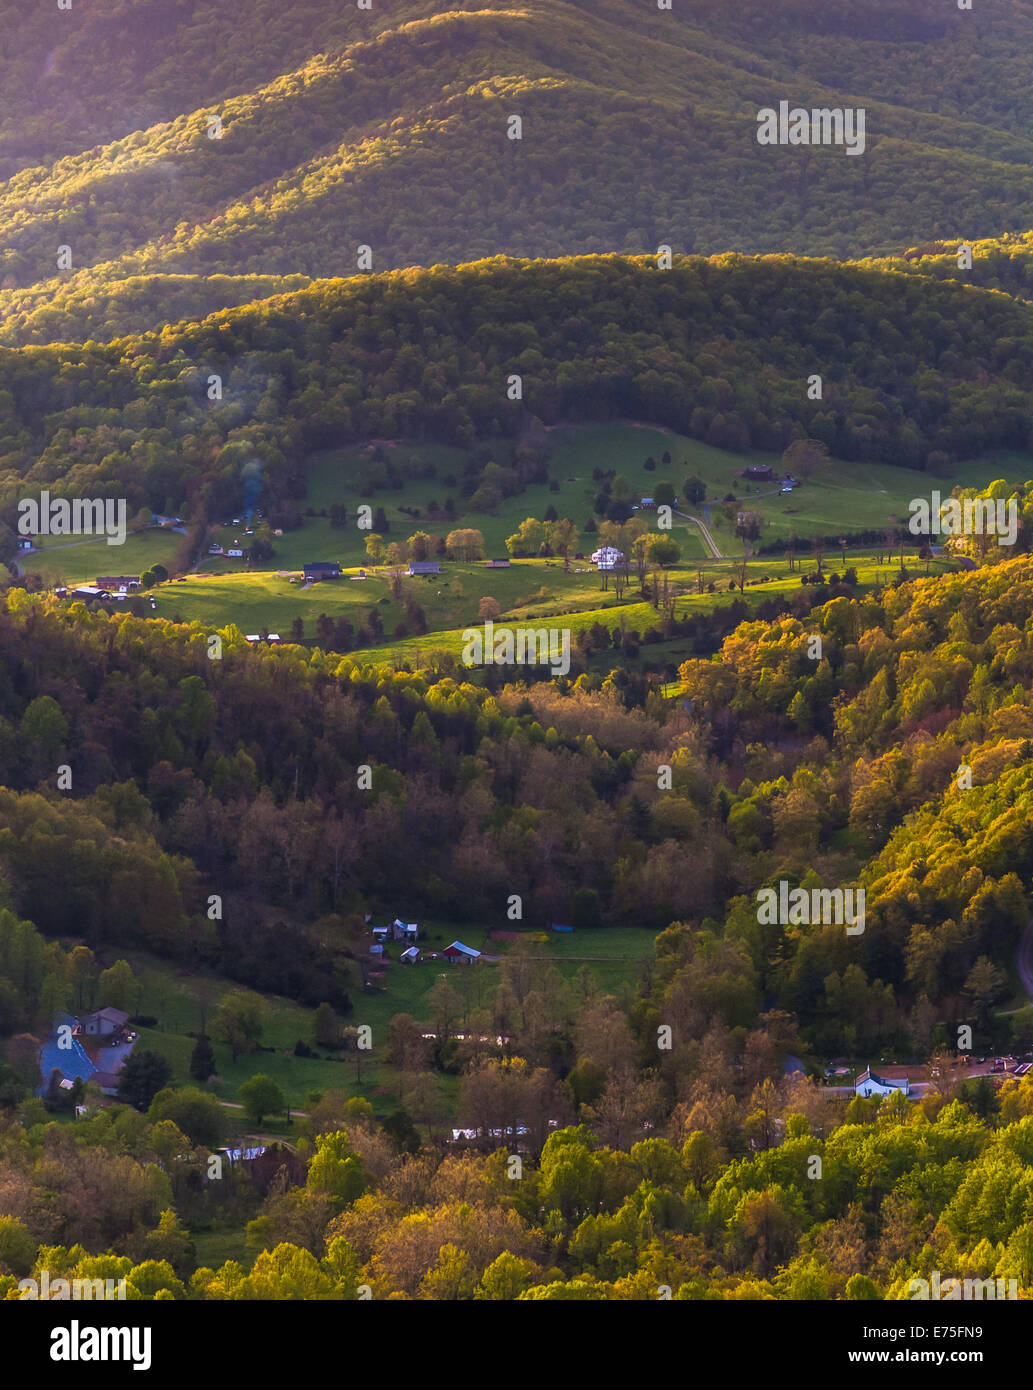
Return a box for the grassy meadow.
[35,424,1029,668]
[105,924,655,1114]
[18,527,184,586]
[131,422,1025,654]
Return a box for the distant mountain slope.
[858,230,1033,305]
[0,0,435,171]
[2,0,1033,344]
[1,253,1031,531]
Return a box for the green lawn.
[19,528,183,586]
[278,424,1029,569]
[283,425,761,568]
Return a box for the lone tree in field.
[645,535,681,568]
[408,530,431,561]
[782,438,829,479]
[684,476,706,506]
[445,528,485,561]
[314,1002,340,1049]
[215,990,265,1062]
[190,1035,217,1083]
[98,958,137,1013]
[238,1073,284,1125]
[735,549,751,594]
[546,517,578,559]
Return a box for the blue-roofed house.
[37,1009,138,1099]
[37,1028,96,1098]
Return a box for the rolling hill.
[2,252,1033,546]
[4,0,1033,344]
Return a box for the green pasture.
[18,528,183,585]
[104,924,657,1113]
[280,423,1029,567]
[150,556,632,637]
[344,548,960,669]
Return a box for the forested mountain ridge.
[3,0,1033,345]
[860,229,1033,305]
[1,253,1031,536]
[7,0,1031,169]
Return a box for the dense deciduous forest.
[5,1078,1033,1300]
[863,230,1033,303]
[4,0,1033,1316]
[4,556,1033,1297]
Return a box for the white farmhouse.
[591,546,625,571]
[854,1065,910,1098]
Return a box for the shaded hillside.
[1,253,1032,533]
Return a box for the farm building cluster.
[369,919,421,966]
[366,919,490,967]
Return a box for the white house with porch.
[854,1065,910,1098]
